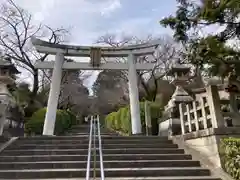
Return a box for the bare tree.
[29,56,92,116]
[92,70,129,114]
[0,0,69,98]
[96,33,180,101]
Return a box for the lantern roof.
[167,63,191,76]
[0,57,20,74]
[170,86,194,103]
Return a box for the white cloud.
[7,0,123,89]
[100,0,121,16]
[13,0,55,22]
[1,0,167,90]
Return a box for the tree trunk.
[32,69,39,98]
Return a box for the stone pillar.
[186,104,192,132]
[229,93,240,126]
[128,53,142,135]
[192,101,199,131]
[0,91,11,135]
[206,85,224,128]
[144,101,152,135]
[229,93,238,112]
[200,96,208,129]
[0,110,6,135]
[179,103,185,134]
[43,53,64,135]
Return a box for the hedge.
[105,102,163,135]
[25,108,77,135]
[220,138,240,180]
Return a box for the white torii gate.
[31,37,159,136]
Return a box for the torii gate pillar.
[128,53,142,134]
[43,53,64,135]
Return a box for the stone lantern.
[160,63,193,136]
[0,57,20,135]
[167,63,193,104]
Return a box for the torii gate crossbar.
[32,37,160,135]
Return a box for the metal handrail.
[93,116,97,179]
[85,116,93,180]
[97,115,105,180]
[85,115,105,180]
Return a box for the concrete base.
[171,133,235,180]
[131,133,144,136]
[171,127,240,170]
[146,127,152,136]
[159,118,181,137]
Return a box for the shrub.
[105,112,116,129]
[105,101,163,135]
[25,108,46,135]
[25,108,77,135]
[220,138,240,180]
[66,110,77,125]
[119,107,131,133]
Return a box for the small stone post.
[206,85,225,128]
[144,101,152,136]
[229,92,240,126]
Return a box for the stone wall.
[172,127,240,168]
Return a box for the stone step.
[66,133,88,136]
[0,160,201,170]
[1,148,185,156]
[1,177,221,180]
[67,130,89,133]
[67,128,115,134]
[19,136,168,141]
[69,126,89,129]
[7,143,178,149]
[14,139,173,145]
[0,154,192,162]
[0,167,211,179]
[18,136,90,140]
[70,125,90,129]
[67,133,119,136]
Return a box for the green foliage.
[220,138,240,179]
[160,0,240,42]
[105,112,117,130]
[184,36,240,77]
[10,82,50,120]
[105,102,163,135]
[160,0,240,80]
[25,108,77,135]
[25,108,46,135]
[66,110,77,125]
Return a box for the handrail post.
[93,116,97,179]
[86,116,93,180]
[97,115,105,180]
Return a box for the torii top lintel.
[31,37,160,57]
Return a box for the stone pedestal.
[0,85,11,136]
[144,101,152,136]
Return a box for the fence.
[178,85,240,135]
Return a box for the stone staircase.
[67,124,118,136]
[0,124,221,179]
